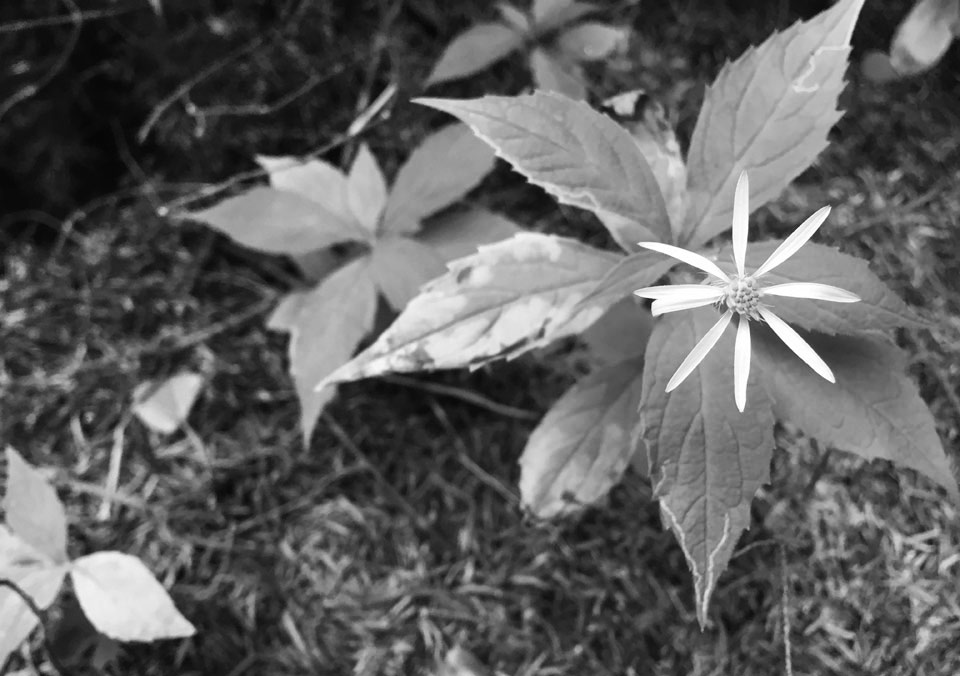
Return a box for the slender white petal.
[638,242,730,282]
[734,317,751,412]
[732,171,749,277]
[666,311,733,392]
[651,295,722,316]
[753,206,831,278]
[761,282,861,303]
[634,284,725,301]
[759,308,835,383]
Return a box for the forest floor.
[2,1,960,675]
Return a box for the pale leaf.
[320,233,620,386]
[435,646,492,676]
[426,22,525,86]
[555,22,629,62]
[71,551,195,642]
[286,258,378,442]
[417,207,524,263]
[382,124,496,235]
[640,308,776,626]
[684,0,866,247]
[132,373,204,435]
[529,48,588,100]
[534,0,599,31]
[187,187,370,255]
[347,144,388,233]
[3,447,68,564]
[417,92,672,250]
[369,237,446,311]
[889,0,960,76]
[254,155,351,223]
[520,356,645,517]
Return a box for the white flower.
[634,171,861,412]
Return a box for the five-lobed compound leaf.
[683,0,866,248]
[425,22,525,86]
[4,447,68,564]
[640,308,776,626]
[255,154,352,223]
[528,48,588,100]
[417,208,523,262]
[717,240,928,336]
[286,257,379,443]
[319,233,620,387]
[0,526,68,667]
[417,92,672,251]
[752,327,959,500]
[382,124,497,236]
[187,187,370,255]
[369,237,446,311]
[347,144,389,233]
[70,551,195,642]
[132,373,205,435]
[520,356,645,517]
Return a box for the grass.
[2,0,960,674]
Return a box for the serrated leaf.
[575,248,678,313]
[640,308,776,626]
[417,207,524,263]
[287,258,378,443]
[529,47,588,100]
[684,0,865,247]
[534,0,599,31]
[347,144,388,233]
[426,22,525,86]
[753,327,959,500]
[320,233,620,386]
[369,237,446,311]
[0,527,67,667]
[521,356,645,517]
[555,22,629,61]
[889,0,960,77]
[132,373,204,435]
[3,448,68,564]
[187,187,370,255]
[717,241,927,336]
[581,296,653,365]
[70,551,195,642]
[417,92,672,251]
[255,155,351,223]
[382,124,496,235]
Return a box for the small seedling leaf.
[417,92,672,250]
[70,551,195,642]
[132,373,205,435]
[528,48,588,100]
[555,22,629,62]
[426,22,524,86]
[717,241,928,336]
[188,187,370,255]
[520,356,645,517]
[640,308,776,626]
[369,237,446,311]
[417,207,523,263]
[3,448,68,564]
[684,0,865,247]
[383,124,497,235]
[754,328,959,500]
[288,257,378,442]
[347,144,389,233]
[319,233,619,386]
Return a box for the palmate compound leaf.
[717,240,928,336]
[382,124,497,236]
[70,551,195,642]
[0,526,68,667]
[347,144,389,233]
[318,233,620,388]
[752,326,959,500]
[369,237,446,311]
[132,372,204,435]
[416,92,672,251]
[639,308,776,626]
[425,21,525,86]
[520,356,645,517]
[4,447,68,564]
[274,257,378,443]
[683,0,866,248]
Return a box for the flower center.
[723,275,761,318]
